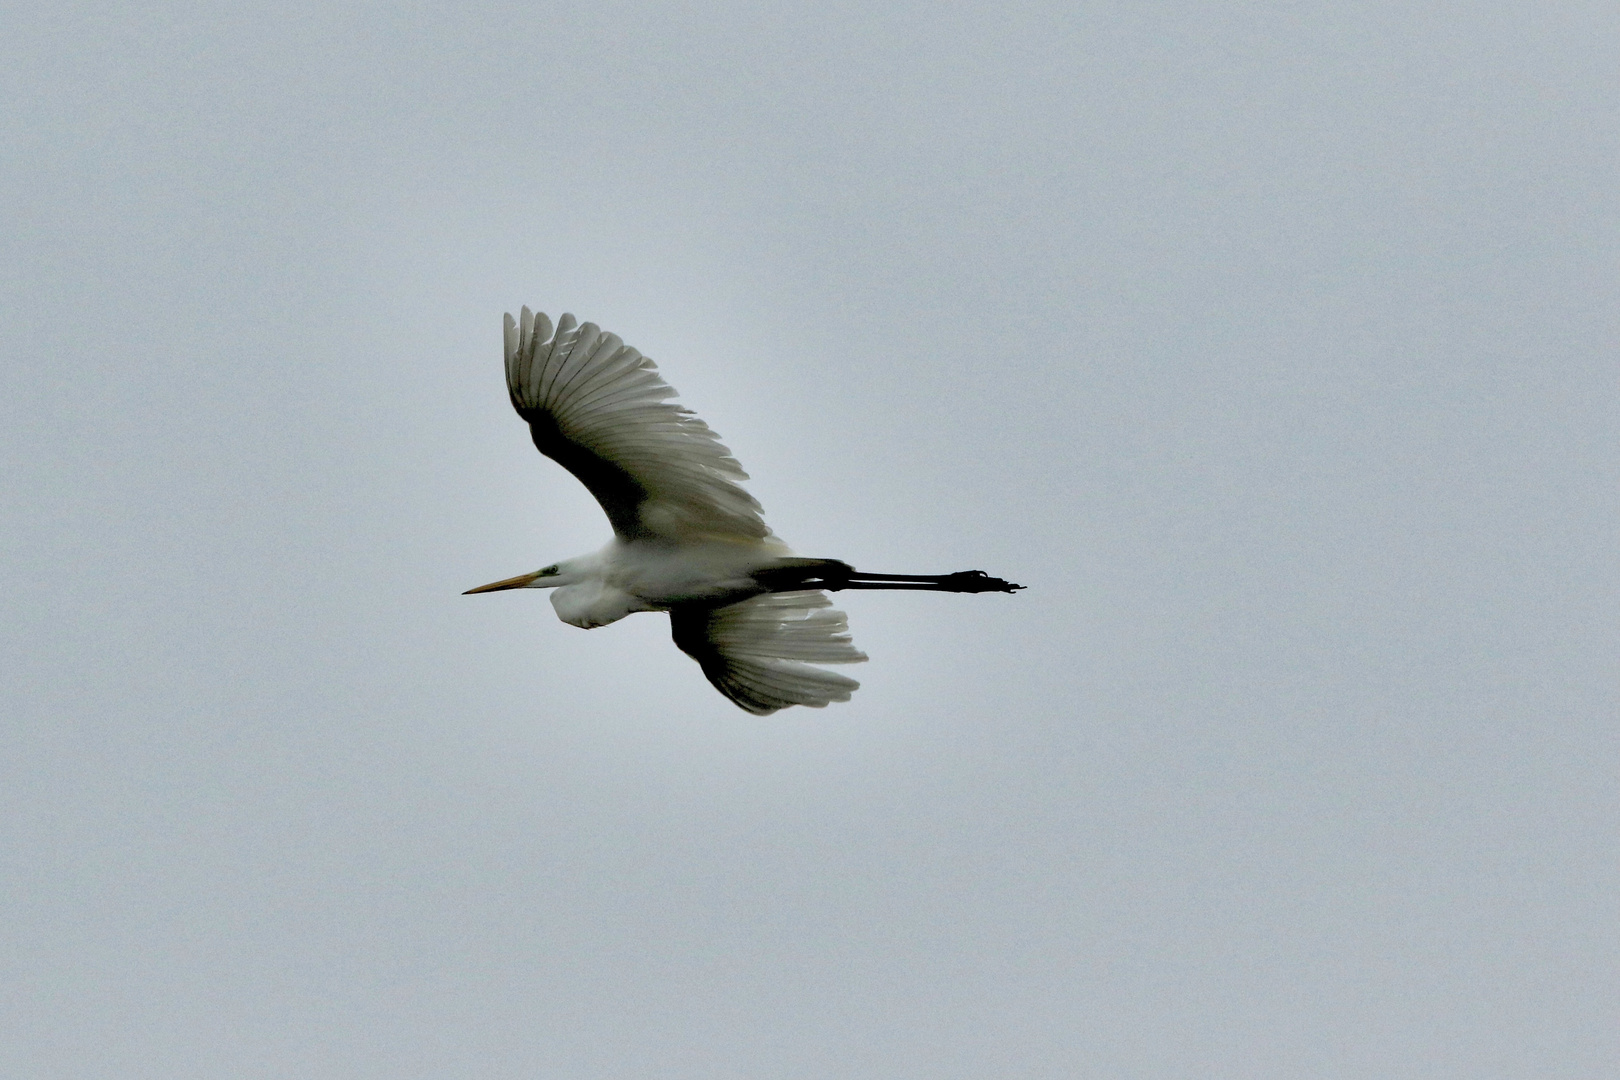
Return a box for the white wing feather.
[672,592,867,715]
[504,307,768,542]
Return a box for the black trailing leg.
[754,559,1025,595]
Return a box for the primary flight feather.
[467,307,1023,715]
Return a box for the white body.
[543,537,793,629]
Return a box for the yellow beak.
[463,570,544,594]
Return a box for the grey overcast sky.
[3,2,1616,1077]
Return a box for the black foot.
[936,570,1026,594]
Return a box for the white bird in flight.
[466,307,1023,714]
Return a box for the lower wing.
[669,591,868,715]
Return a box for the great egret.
[466,307,1023,714]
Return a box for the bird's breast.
[550,582,651,629]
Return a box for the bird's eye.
[543,564,560,575]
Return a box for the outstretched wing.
[670,592,868,715]
[504,307,768,542]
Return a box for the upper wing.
[504,307,768,542]
[670,591,867,715]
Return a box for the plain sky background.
[3,2,1616,1077]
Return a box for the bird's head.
[463,560,575,594]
